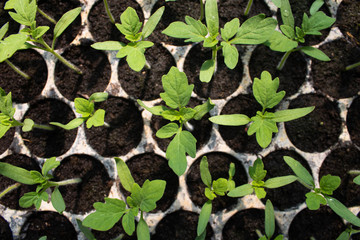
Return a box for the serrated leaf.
[209,114,251,126]
[248,115,278,148]
[193,98,215,120]
[221,42,238,69]
[122,211,136,236]
[305,192,326,210]
[179,107,197,121]
[115,158,135,193]
[139,179,166,212]
[199,59,215,83]
[320,174,341,195]
[213,178,228,196]
[205,0,219,37]
[283,156,314,188]
[19,192,41,208]
[254,187,267,199]
[197,200,212,236]
[51,187,65,213]
[4,0,17,10]
[50,117,85,130]
[249,158,267,181]
[54,7,81,41]
[264,175,297,188]
[42,157,60,176]
[227,183,253,197]
[265,200,275,239]
[0,33,28,62]
[326,196,360,227]
[265,30,298,52]
[301,46,330,61]
[221,18,240,41]
[280,0,294,28]
[302,11,335,35]
[10,0,37,26]
[137,217,150,240]
[200,156,212,188]
[91,41,125,50]
[86,109,105,128]
[156,122,179,138]
[22,118,34,132]
[273,106,314,122]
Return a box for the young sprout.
[162,0,277,82]
[4,0,83,74]
[0,157,81,213]
[137,67,214,176]
[266,0,336,70]
[209,70,314,149]
[102,0,116,24]
[244,0,254,17]
[82,158,166,240]
[336,225,360,240]
[257,200,284,240]
[91,6,165,72]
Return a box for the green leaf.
[200,156,212,188]
[227,183,253,197]
[232,14,277,45]
[248,114,278,148]
[249,158,267,182]
[273,106,315,122]
[122,211,136,236]
[265,200,275,239]
[271,0,281,8]
[305,192,326,210]
[254,187,267,199]
[300,46,330,61]
[42,157,60,176]
[142,6,164,39]
[156,123,179,139]
[326,196,360,227]
[19,191,47,209]
[9,0,37,26]
[265,30,298,52]
[228,163,235,179]
[197,200,212,236]
[22,118,34,132]
[179,107,197,121]
[91,41,125,51]
[205,0,219,37]
[199,59,215,83]
[264,175,297,188]
[336,231,350,240]
[86,109,105,128]
[82,198,127,231]
[221,18,240,41]
[160,67,193,109]
[137,100,168,116]
[274,235,284,240]
[205,188,216,200]
[0,23,9,41]
[354,175,360,185]
[213,178,228,196]
[0,124,11,138]
[195,229,207,240]
[51,187,65,213]
[54,7,82,41]
[124,46,147,72]
[302,11,335,35]
[76,219,96,240]
[283,156,314,187]
[310,0,324,15]
[0,33,28,62]
[75,98,93,117]
[4,0,17,10]
[0,162,37,185]
[161,109,181,121]
[253,71,285,109]
[89,92,108,102]
[137,217,150,240]
[280,0,294,28]
[280,25,295,39]
[50,118,85,130]
[117,7,142,37]
[32,26,49,39]
[209,114,250,126]
[221,42,238,69]
[115,158,135,193]
[193,98,215,120]
[162,21,206,42]
[320,174,341,195]
[139,179,166,212]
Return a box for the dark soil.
[284,93,342,152]
[152,210,213,240]
[0,154,40,210]
[54,43,111,101]
[183,43,244,99]
[319,145,360,207]
[218,94,263,154]
[261,149,312,210]
[85,97,143,157]
[120,152,179,212]
[249,44,307,97]
[0,128,14,155]
[311,38,360,99]
[288,206,346,240]
[0,215,12,240]
[149,0,200,46]
[222,208,281,240]
[347,96,360,147]
[186,152,248,212]
[19,211,77,240]
[52,154,112,214]
[21,99,77,158]
[151,98,213,153]
[0,49,47,103]
[0,1,20,36]
[336,0,360,46]
[92,219,136,240]
[276,0,332,45]
[118,43,176,100]
[36,0,82,49]
[88,0,143,42]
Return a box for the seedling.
[91,6,164,72]
[162,0,277,82]
[257,200,284,240]
[227,158,297,199]
[336,225,360,240]
[196,156,235,239]
[82,157,166,240]
[50,92,108,130]
[0,157,81,213]
[284,156,360,228]
[209,70,314,148]
[267,0,336,70]
[4,0,83,74]
[137,67,215,176]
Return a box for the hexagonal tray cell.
[88,0,144,42]
[218,94,263,154]
[311,38,360,99]
[336,0,360,45]
[347,96,360,147]
[118,43,176,100]
[319,145,360,207]
[149,0,200,46]
[36,0,82,49]
[19,211,77,239]
[0,49,48,103]
[120,152,179,212]
[151,98,213,153]
[288,206,346,240]
[92,220,137,240]
[85,96,143,157]
[0,215,12,240]
[0,128,15,155]
[0,154,40,210]
[183,44,244,99]
[52,154,112,214]
[21,98,77,158]
[186,152,248,213]
[222,208,281,240]
[284,93,342,153]
[249,44,306,97]
[55,43,111,101]
[152,210,214,240]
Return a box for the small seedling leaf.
[354,175,360,185]
[137,217,150,240]
[310,0,324,15]
[264,175,297,188]
[221,18,240,41]
[89,92,108,102]
[142,6,164,39]
[249,158,267,182]
[91,41,125,50]
[9,0,37,26]
[86,109,105,128]
[280,0,294,28]
[42,157,60,176]
[156,122,179,139]
[50,117,85,130]
[4,0,17,10]
[118,7,142,37]
[200,156,212,188]
[227,183,253,197]
[193,98,215,120]
[19,191,46,209]
[122,211,136,236]
[265,30,298,52]
[302,11,335,35]
[326,196,360,227]
[137,100,167,116]
[197,200,212,236]
[209,114,250,126]
[283,156,314,187]
[320,174,341,195]
[0,162,37,185]
[305,192,326,210]
[32,26,49,39]
[0,33,28,62]
[301,46,330,61]
[199,59,216,83]
[205,0,219,37]
[221,42,239,69]
[280,25,295,39]
[213,178,228,196]
[0,23,9,41]
[139,179,166,212]
[51,187,65,213]
[54,7,82,40]
[75,98,94,117]
[254,187,267,199]
[248,115,277,148]
[115,157,135,192]
[273,106,315,122]
[265,200,275,239]
[126,46,146,72]
[336,231,350,240]
[22,118,34,132]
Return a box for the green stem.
[5,60,31,80]
[103,0,116,24]
[199,0,204,21]
[277,50,293,71]
[49,177,82,186]
[345,61,360,71]
[0,183,21,199]
[348,170,360,175]
[37,7,57,25]
[244,0,253,17]
[255,229,263,238]
[33,123,56,131]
